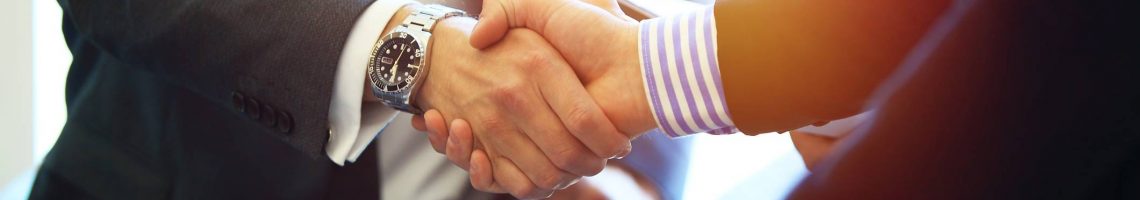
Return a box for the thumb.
[579,0,629,20]
[470,0,510,49]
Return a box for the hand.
[410,17,632,198]
[470,0,655,134]
[418,120,660,199]
[415,0,658,197]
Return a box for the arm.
[329,2,632,196]
[713,0,949,133]
[325,0,512,165]
[469,0,951,134]
[400,15,635,198]
[58,0,373,158]
[327,0,412,166]
[425,0,952,195]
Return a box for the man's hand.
[412,1,660,197]
[470,0,655,134]
[409,17,633,198]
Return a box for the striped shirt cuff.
[638,7,737,138]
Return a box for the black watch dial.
[372,32,424,92]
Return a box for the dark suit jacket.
[790,0,1140,199]
[32,0,384,199]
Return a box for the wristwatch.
[368,4,465,114]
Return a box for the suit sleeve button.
[277,111,293,134]
[260,104,277,127]
[246,98,261,120]
[231,92,246,113]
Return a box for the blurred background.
[0,0,808,199]
[2,0,71,199]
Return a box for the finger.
[425,109,449,137]
[469,149,508,193]
[424,109,449,153]
[445,119,475,170]
[471,113,580,190]
[529,40,632,160]
[411,114,427,131]
[494,156,556,199]
[505,87,609,177]
[470,0,511,49]
[485,76,607,179]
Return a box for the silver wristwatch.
[367,4,465,114]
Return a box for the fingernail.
[556,178,581,190]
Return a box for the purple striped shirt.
[638,7,737,137]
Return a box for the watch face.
[371,32,424,92]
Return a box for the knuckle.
[561,104,629,158]
[476,184,495,193]
[470,179,489,191]
[427,135,446,153]
[490,82,529,108]
[534,171,564,190]
[431,144,445,154]
[582,159,605,176]
[516,51,551,68]
[446,150,465,167]
[563,103,598,133]
[550,146,592,174]
[510,183,539,199]
[477,117,513,138]
[604,140,632,159]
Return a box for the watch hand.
[390,45,405,83]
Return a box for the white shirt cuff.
[794,111,874,138]
[328,0,418,166]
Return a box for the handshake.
[376,0,664,198]
[370,0,932,197]
[398,1,1140,199]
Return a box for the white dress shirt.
[377,114,492,199]
[328,0,414,165]
[326,2,652,199]
[329,1,487,199]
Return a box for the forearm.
[61,0,374,159]
[61,0,368,101]
[332,1,478,164]
[625,1,953,136]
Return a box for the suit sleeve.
[789,1,1140,198]
[714,0,949,134]
[58,0,375,159]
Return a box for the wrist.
[621,22,656,135]
[381,5,419,40]
[416,17,477,110]
[599,21,657,138]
